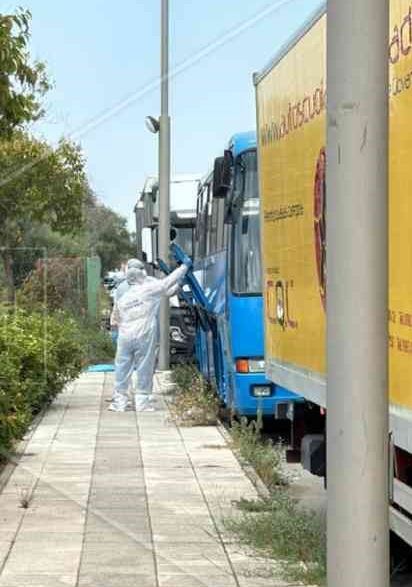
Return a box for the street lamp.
[145,0,170,372]
[145,116,160,134]
[144,110,170,371]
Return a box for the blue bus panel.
[176,132,302,416]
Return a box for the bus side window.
[195,188,203,259]
[199,183,209,258]
[216,198,225,252]
[210,198,219,254]
[205,184,213,256]
[224,223,228,248]
[225,222,232,275]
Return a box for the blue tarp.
[87,364,115,373]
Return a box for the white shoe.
[108,404,127,412]
[136,405,155,413]
[134,397,154,412]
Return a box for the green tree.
[85,196,135,274]
[0,8,135,295]
[0,133,89,298]
[0,8,50,136]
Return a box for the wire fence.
[0,249,102,322]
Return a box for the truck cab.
[135,175,200,363]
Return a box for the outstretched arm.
[159,264,188,293]
[165,282,180,298]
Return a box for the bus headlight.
[251,385,273,397]
[248,359,265,373]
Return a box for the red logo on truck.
[314,148,326,310]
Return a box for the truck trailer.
[254,0,412,546]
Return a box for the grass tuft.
[228,415,326,585]
[18,487,32,509]
[169,365,220,426]
[226,491,326,585]
[230,416,286,490]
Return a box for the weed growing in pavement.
[169,365,220,426]
[230,416,286,490]
[18,487,32,509]
[228,416,326,585]
[227,492,326,585]
[235,496,272,513]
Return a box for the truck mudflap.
[301,434,326,477]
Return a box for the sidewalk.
[0,372,291,587]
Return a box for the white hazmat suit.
[109,260,154,402]
[113,259,152,301]
[109,263,188,412]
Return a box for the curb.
[216,421,271,500]
[167,368,272,500]
[0,409,45,495]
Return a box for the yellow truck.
[255,0,412,545]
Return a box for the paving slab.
[4,542,82,575]
[78,573,155,587]
[0,573,77,587]
[0,371,301,587]
[158,574,237,587]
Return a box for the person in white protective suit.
[113,258,153,301]
[109,261,190,412]
[109,270,126,300]
[108,258,155,403]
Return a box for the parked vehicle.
[178,132,301,416]
[255,1,412,545]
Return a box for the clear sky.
[7,0,321,227]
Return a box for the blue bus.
[185,132,300,417]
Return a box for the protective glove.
[180,252,192,269]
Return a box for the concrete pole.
[158,0,171,370]
[326,0,389,585]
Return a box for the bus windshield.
[232,150,262,295]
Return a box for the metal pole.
[327,0,389,585]
[158,0,171,370]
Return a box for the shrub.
[78,320,114,366]
[0,309,85,456]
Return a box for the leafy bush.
[0,309,85,455]
[78,321,114,366]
